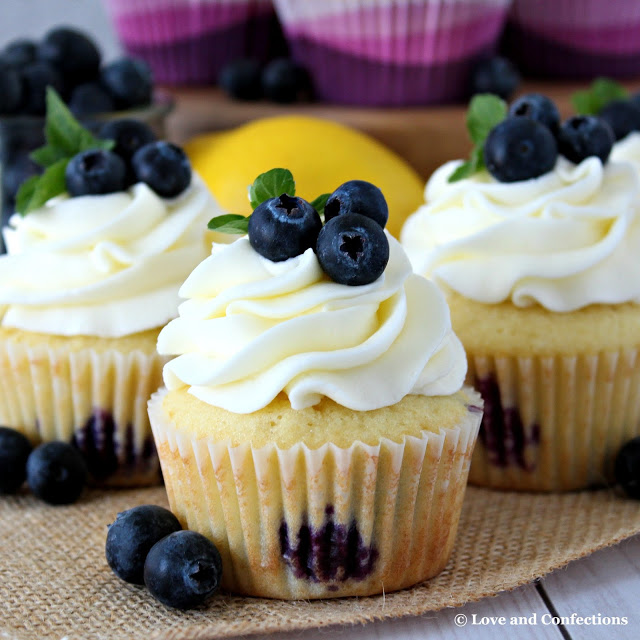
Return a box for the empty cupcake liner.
[0,333,167,487]
[148,387,483,599]
[467,349,640,491]
[273,0,512,105]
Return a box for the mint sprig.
[208,170,329,235]
[448,94,507,183]
[572,78,628,115]
[15,88,114,215]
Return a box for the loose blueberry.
[558,116,614,165]
[20,61,64,115]
[508,93,561,136]
[484,117,558,183]
[598,100,640,141]
[261,58,312,104]
[248,194,322,262]
[0,65,23,114]
[69,82,115,116]
[144,530,223,610]
[316,213,389,286]
[2,39,37,68]
[26,441,87,505]
[38,27,101,88]
[471,56,520,100]
[106,505,182,584]
[615,437,640,500]
[324,180,388,229]
[131,141,191,197]
[101,58,153,110]
[65,149,127,197]
[0,427,33,494]
[219,58,263,101]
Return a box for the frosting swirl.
[0,175,220,337]
[611,131,640,173]
[158,234,466,413]
[401,157,640,311]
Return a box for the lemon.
[185,115,424,239]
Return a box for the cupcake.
[272,0,512,106]
[0,97,222,486]
[148,175,482,598]
[401,98,640,491]
[504,0,640,78]
[103,0,287,85]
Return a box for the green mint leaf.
[310,193,331,216]
[30,145,68,168]
[448,147,483,183]
[572,78,628,115]
[15,159,68,215]
[249,168,295,210]
[44,87,114,156]
[207,214,249,234]
[467,94,507,146]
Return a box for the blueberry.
[615,437,640,500]
[261,58,312,104]
[20,61,64,115]
[26,441,87,505]
[219,58,263,101]
[558,116,614,165]
[598,100,640,141]
[2,39,37,68]
[69,82,115,116]
[0,427,33,494]
[131,141,191,197]
[484,117,558,183]
[38,27,101,88]
[0,65,23,114]
[471,56,520,100]
[106,505,182,584]
[509,93,561,136]
[144,530,223,610]
[65,149,127,197]
[316,213,389,286]
[324,180,388,229]
[248,194,322,262]
[99,119,156,162]
[101,57,153,110]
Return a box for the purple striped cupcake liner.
[504,0,640,78]
[103,0,287,85]
[273,0,512,106]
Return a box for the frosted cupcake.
[402,95,640,491]
[0,93,222,486]
[148,172,482,598]
[273,0,512,106]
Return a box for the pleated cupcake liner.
[273,0,512,105]
[0,335,167,487]
[103,0,286,85]
[148,387,483,599]
[466,348,640,491]
[504,0,640,78]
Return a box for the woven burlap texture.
[1,486,639,640]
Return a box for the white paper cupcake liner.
[0,335,167,487]
[148,387,482,599]
[466,349,640,491]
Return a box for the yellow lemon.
[185,115,424,239]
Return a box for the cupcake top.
[0,89,221,338]
[401,92,640,313]
[158,171,466,414]
[611,131,640,172]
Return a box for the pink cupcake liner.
[273,0,512,106]
[504,0,640,78]
[103,0,287,85]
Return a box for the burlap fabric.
[1,486,639,640]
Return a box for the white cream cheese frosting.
[158,234,467,413]
[401,156,640,312]
[611,131,640,173]
[0,174,221,338]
